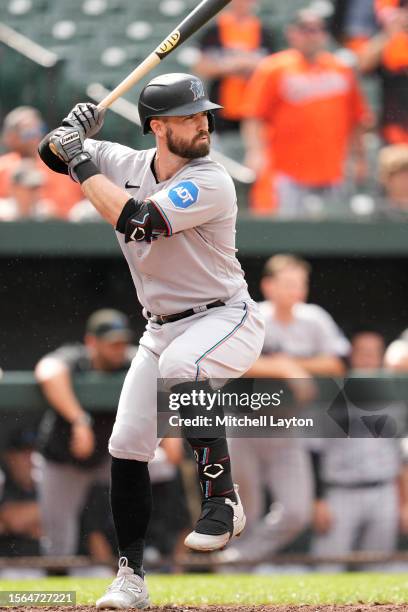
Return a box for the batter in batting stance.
[39,73,265,608]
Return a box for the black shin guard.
[110,457,152,578]
[172,381,236,502]
[190,437,236,501]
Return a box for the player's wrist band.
[68,152,100,184]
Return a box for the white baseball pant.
[109,298,265,462]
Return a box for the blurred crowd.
[2,0,408,219]
[2,255,408,574]
[194,0,408,217]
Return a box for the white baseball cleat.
[184,484,246,552]
[96,557,150,609]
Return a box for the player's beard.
[165,126,210,159]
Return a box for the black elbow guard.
[38,130,69,175]
[116,198,169,243]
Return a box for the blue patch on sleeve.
[168,181,199,209]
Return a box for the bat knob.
[49,141,64,161]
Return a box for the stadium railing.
[1,219,408,256]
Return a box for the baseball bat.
[96,0,232,110]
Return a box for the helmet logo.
[190,79,205,102]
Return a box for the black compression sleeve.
[38,130,69,175]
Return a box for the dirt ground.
[9,605,408,612]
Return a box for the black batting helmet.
[138,73,222,135]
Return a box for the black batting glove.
[62,102,105,138]
[49,125,85,164]
[47,125,99,184]
[49,125,93,180]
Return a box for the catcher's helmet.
[138,73,222,135]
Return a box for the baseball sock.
[110,457,152,578]
[171,381,237,503]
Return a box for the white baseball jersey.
[84,140,249,315]
[311,437,402,485]
[259,301,350,358]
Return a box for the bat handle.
[96,53,161,110]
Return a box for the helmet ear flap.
[207,111,215,134]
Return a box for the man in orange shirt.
[242,9,370,216]
[360,0,408,144]
[194,0,275,135]
[0,107,82,218]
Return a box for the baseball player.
[310,331,407,572]
[38,73,265,609]
[310,435,404,572]
[222,254,350,565]
[34,309,135,559]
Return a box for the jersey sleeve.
[147,166,235,235]
[84,139,139,184]
[35,344,88,380]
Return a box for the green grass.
[1,574,408,606]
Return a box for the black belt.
[147,300,225,325]
[325,480,393,489]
